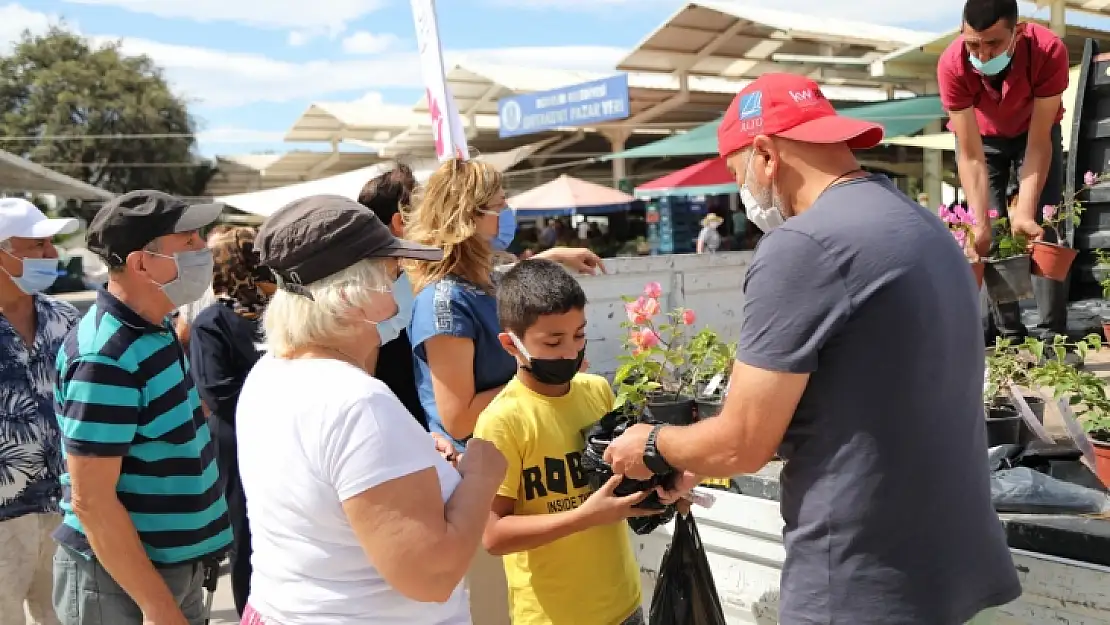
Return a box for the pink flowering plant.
[1040,170,1108,246]
[939,203,991,260]
[614,281,718,412]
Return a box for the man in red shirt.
[939,0,1070,342]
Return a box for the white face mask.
[739,151,785,233]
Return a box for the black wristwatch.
[643,424,674,475]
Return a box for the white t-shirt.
[236,356,469,625]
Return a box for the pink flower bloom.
[953,230,967,249]
[954,205,971,223]
[641,297,660,318]
[631,328,660,351]
[988,209,999,219]
[681,309,696,325]
[625,297,650,325]
[643,281,662,299]
[1043,204,1057,221]
[1085,171,1098,186]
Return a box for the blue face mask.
[968,34,1015,76]
[378,272,415,345]
[2,250,61,294]
[492,207,517,251]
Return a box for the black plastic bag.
[649,513,726,625]
[580,408,677,535]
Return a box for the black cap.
[257,194,442,297]
[88,190,224,267]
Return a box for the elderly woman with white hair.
[235,195,507,625]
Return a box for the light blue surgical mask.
[480,207,517,251]
[968,34,1015,76]
[1,250,61,294]
[493,207,517,251]
[378,272,415,345]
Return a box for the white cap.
[0,198,79,242]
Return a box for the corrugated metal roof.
[0,149,114,200]
[617,1,934,89]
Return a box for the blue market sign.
[498,74,630,138]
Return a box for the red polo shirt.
[938,22,1068,138]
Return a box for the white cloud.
[63,0,386,32]
[91,35,627,108]
[286,31,310,47]
[341,31,400,55]
[0,3,61,52]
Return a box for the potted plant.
[1028,334,1110,486]
[1096,248,1110,340]
[685,330,737,420]
[1031,170,1106,281]
[614,281,699,425]
[939,203,986,287]
[983,213,1033,304]
[984,336,1040,446]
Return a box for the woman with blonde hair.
[405,159,602,624]
[235,194,507,625]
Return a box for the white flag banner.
[410,0,469,161]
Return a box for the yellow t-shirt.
[474,374,642,625]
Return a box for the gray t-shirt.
[739,175,1020,625]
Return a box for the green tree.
[0,26,217,210]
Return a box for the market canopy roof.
[205,151,385,197]
[219,145,542,217]
[509,175,635,217]
[603,95,946,160]
[0,149,115,200]
[618,1,934,90]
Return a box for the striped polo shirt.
[53,290,231,565]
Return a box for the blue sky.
[6,0,1110,159]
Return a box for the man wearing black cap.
[52,190,232,625]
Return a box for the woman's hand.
[534,247,607,275]
[431,433,459,467]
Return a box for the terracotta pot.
[969,260,985,288]
[1104,320,1110,342]
[1030,241,1078,282]
[1092,438,1110,489]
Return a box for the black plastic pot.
[991,396,1046,445]
[986,405,1022,447]
[646,394,696,426]
[695,398,723,420]
[983,255,1034,304]
[1018,396,1046,445]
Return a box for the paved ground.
[205,570,238,625]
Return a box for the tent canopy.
[510,175,635,218]
[0,149,115,201]
[635,157,736,198]
[603,95,946,160]
[218,145,542,217]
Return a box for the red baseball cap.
[717,73,884,158]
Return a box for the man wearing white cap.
[0,198,80,625]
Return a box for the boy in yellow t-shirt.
[474,259,663,625]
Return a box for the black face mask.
[522,342,587,386]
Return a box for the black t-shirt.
[739,175,1021,624]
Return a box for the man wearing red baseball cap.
[605,73,1019,625]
